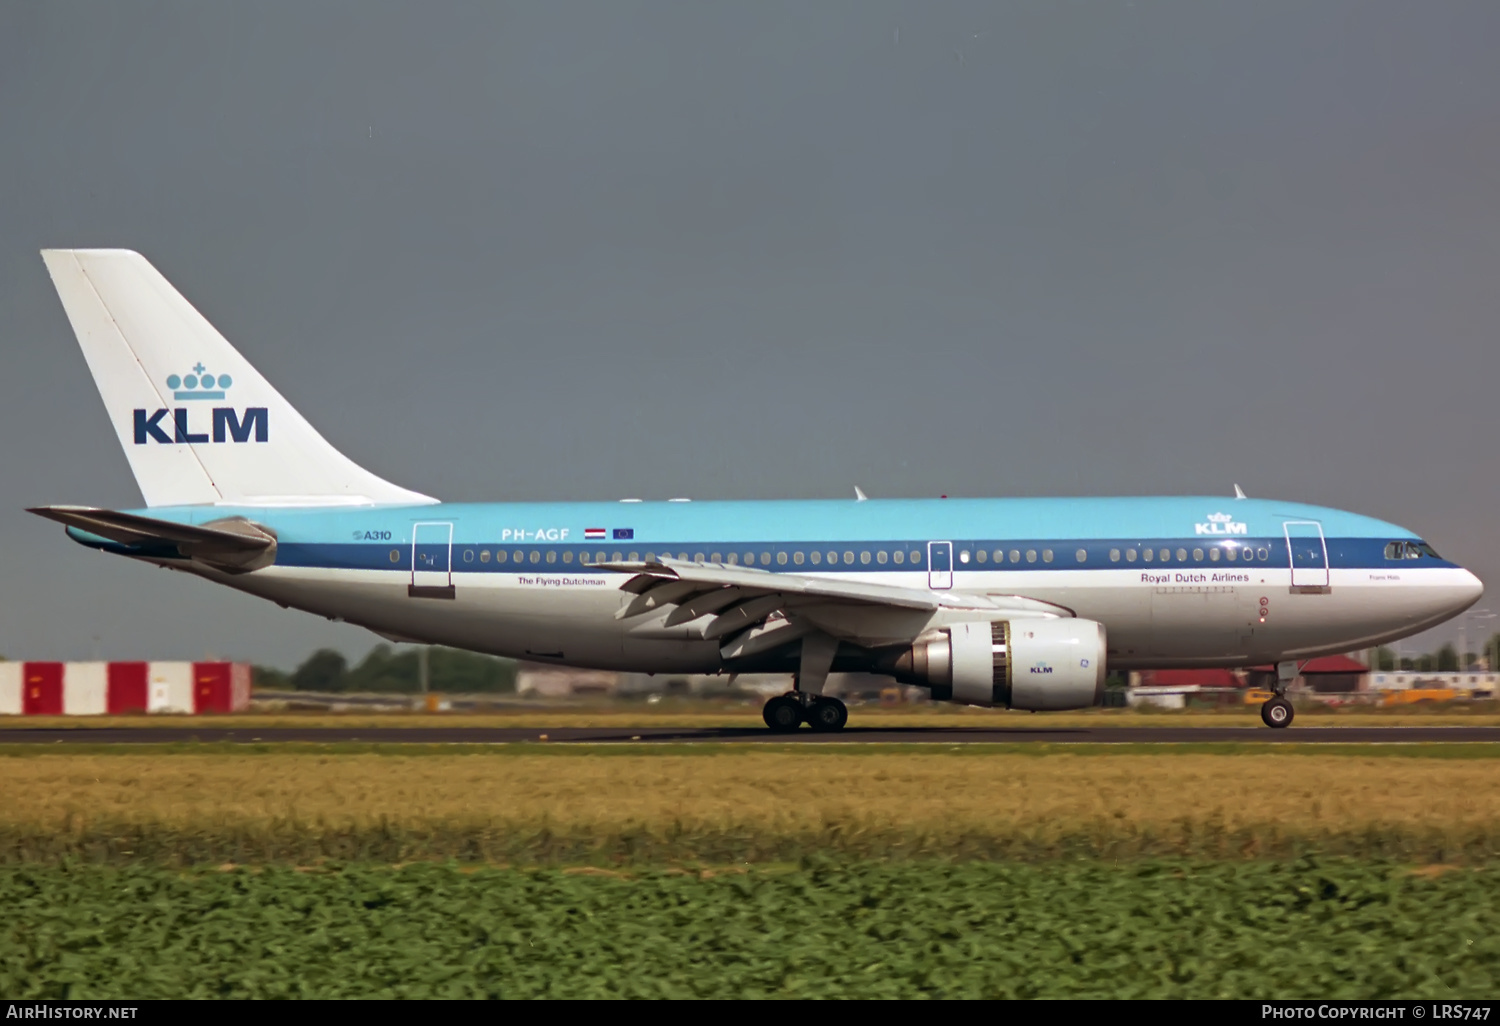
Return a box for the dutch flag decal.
[584,528,606,540]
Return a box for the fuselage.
[68,495,1483,675]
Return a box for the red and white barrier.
[0,662,251,715]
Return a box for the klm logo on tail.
[133,364,267,445]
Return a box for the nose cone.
[1458,569,1485,610]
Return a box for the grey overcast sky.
[2,1,1499,668]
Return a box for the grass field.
[16,698,1500,729]
[4,749,1500,865]
[6,746,1499,998]
[4,859,1497,998]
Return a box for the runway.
[2,725,1500,744]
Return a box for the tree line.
[254,644,517,694]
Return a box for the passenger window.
[463,549,474,563]
[546,551,557,564]
[645,552,656,562]
[530,550,542,563]
[761,553,771,566]
[1193,548,1203,562]
[844,551,855,565]
[1176,548,1187,562]
[958,550,969,564]
[861,551,872,565]
[1126,549,1137,562]
[1209,548,1220,562]
[1026,550,1037,563]
[793,551,804,565]
[877,550,888,564]
[777,552,788,565]
[993,550,1004,563]
[727,553,738,565]
[975,550,986,564]
[695,552,705,562]
[480,550,491,563]
[1143,548,1153,562]
[1110,549,1120,562]
[911,551,922,564]
[563,551,573,564]
[1008,550,1020,564]
[810,551,822,565]
[1076,548,1087,563]
[829,551,840,564]
[744,553,755,566]
[628,551,638,562]
[1256,547,1269,561]
[711,552,722,563]
[496,550,508,564]
[892,550,903,565]
[1160,548,1170,562]
[1042,549,1053,563]
[1225,547,1237,562]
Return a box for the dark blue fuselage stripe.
[273,538,1452,573]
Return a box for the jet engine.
[883,619,1106,710]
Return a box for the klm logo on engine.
[133,364,268,444]
[1029,661,1053,675]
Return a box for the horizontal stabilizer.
[28,505,277,573]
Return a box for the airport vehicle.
[28,250,1483,730]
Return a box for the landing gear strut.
[1260,660,1298,729]
[760,632,848,732]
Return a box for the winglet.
[1234,484,1247,499]
[854,486,868,502]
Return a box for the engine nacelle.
[884,618,1106,710]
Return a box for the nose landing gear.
[1259,660,1299,729]
[1260,696,1294,728]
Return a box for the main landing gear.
[1259,660,1299,729]
[760,631,848,732]
[762,693,848,733]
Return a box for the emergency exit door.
[928,541,953,590]
[1284,520,1330,593]
[410,522,456,599]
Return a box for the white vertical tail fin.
[41,249,436,508]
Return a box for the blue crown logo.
[165,362,233,401]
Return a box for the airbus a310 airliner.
[29,250,1482,730]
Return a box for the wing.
[596,558,1071,659]
[28,505,277,573]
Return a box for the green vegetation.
[253,644,516,693]
[3,859,1497,998]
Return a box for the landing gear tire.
[806,697,849,733]
[1261,697,1294,729]
[763,694,804,732]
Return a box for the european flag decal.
[613,528,634,540]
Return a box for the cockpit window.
[1384,540,1441,560]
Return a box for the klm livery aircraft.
[30,250,1483,730]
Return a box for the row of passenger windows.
[395,543,1273,566]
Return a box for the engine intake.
[885,619,1106,710]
